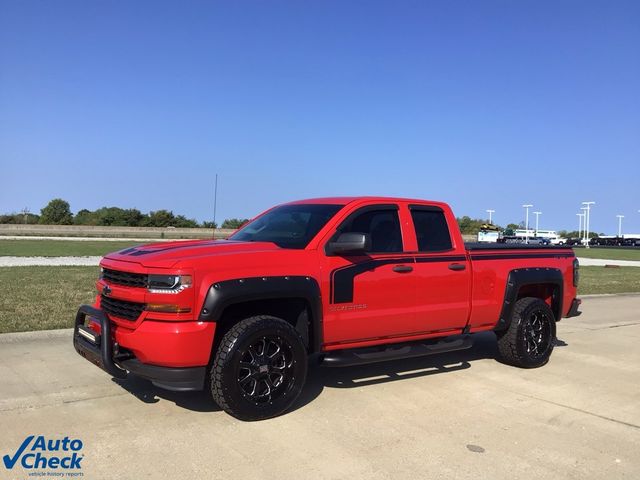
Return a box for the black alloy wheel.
[522,308,553,360]
[210,315,308,421]
[236,335,295,404]
[497,297,557,368]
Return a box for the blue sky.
[1,0,639,234]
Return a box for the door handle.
[448,263,466,271]
[392,265,413,273]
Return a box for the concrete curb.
[580,293,640,299]
[0,328,73,344]
[0,256,102,266]
[576,257,640,267]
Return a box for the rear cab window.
[410,206,453,252]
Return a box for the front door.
[321,205,416,347]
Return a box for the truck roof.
[284,196,448,207]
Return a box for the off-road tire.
[496,297,556,368]
[210,315,307,421]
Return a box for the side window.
[338,208,403,253]
[411,208,453,252]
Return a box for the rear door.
[409,205,471,334]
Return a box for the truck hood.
[102,239,282,268]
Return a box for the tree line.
[2,200,601,237]
[0,198,248,229]
[3,201,498,233]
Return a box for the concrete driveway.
[576,257,640,267]
[1,295,639,480]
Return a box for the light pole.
[486,209,495,225]
[581,207,588,244]
[522,204,533,244]
[213,174,218,225]
[576,213,582,238]
[617,215,624,237]
[20,207,29,224]
[582,201,595,248]
[533,211,542,237]
[576,213,584,240]
[213,173,219,238]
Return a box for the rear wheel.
[496,297,556,368]
[210,315,307,421]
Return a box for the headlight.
[147,274,192,293]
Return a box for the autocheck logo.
[3,435,84,472]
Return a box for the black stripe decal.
[126,240,220,256]
[331,257,411,304]
[330,251,574,304]
[331,255,466,304]
[470,253,574,261]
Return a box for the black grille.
[100,295,145,321]
[102,268,147,288]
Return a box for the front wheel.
[210,315,308,421]
[496,297,556,368]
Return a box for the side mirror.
[327,233,371,255]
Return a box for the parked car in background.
[528,237,551,246]
[564,238,583,246]
[513,229,564,245]
[589,235,640,247]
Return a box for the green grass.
[573,247,640,261]
[578,266,640,295]
[0,265,638,334]
[0,240,143,257]
[0,267,98,333]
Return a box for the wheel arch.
[198,276,323,354]
[495,268,563,332]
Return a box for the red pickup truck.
[74,197,581,420]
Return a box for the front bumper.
[73,305,206,391]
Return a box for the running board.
[321,335,474,367]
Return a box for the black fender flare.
[495,268,564,331]
[198,276,323,352]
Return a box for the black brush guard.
[73,305,128,379]
[73,305,206,391]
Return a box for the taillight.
[573,258,580,287]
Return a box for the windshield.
[229,204,344,249]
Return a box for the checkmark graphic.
[3,435,34,469]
